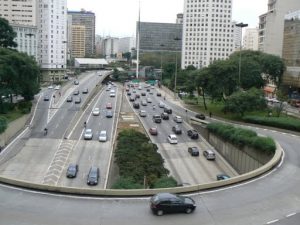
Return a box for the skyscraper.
[68,10,95,57]
[243,28,259,51]
[181,0,234,69]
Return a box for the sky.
[67,0,268,37]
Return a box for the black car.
[43,95,50,101]
[188,147,200,156]
[150,193,196,216]
[133,102,140,109]
[164,106,172,114]
[157,92,162,97]
[187,130,199,139]
[66,164,78,178]
[127,92,131,96]
[161,112,169,120]
[141,92,146,96]
[129,96,135,102]
[195,113,206,120]
[87,166,99,185]
[172,125,182,134]
[153,115,162,123]
[217,174,230,180]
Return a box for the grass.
[0,110,26,123]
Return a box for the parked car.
[44,95,50,101]
[92,107,100,116]
[74,97,81,104]
[172,125,182,134]
[173,115,183,123]
[164,106,172,114]
[203,149,216,160]
[187,130,199,139]
[161,112,169,120]
[195,113,206,120]
[66,96,73,102]
[153,115,162,123]
[87,166,99,185]
[106,110,113,118]
[167,134,178,144]
[149,127,158,135]
[84,129,93,140]
[150,193,196,216]
[139,110,147,117]
[82,88,89,94]
[133,102,140,109]
[66,164,78,178]
[188,147,200,156]
[106,103,112,109]
[99,130,107,142]
[73,90,79,95]
[217,174,230,180]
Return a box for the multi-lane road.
[0,71,300,224]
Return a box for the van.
[87,166,100,185]
[203,150,216,160]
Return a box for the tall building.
[38,0,67,81]
[233,21,242,51]
[95,35,105,56]
[282,10,300,88]
[118,37,136,53]
[103,37,119,57]
[181,0,234,69]
[176,13,184,24]
[243,28,259,50]
[68,10,95,57]
[71,25,85,58]
[258,0,300,57]
[138,22,182,52]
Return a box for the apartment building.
[118,37,135,54]
[71,25,85,58]
[243,28,258,50]
[181,0,234,69]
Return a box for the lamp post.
[235,22,248,88]
[174,37,181,99]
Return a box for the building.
[38,0,67,82]
[258,0,300,57]
[243,28,259,50]
[233,21,242,51]
[68,9,95,57]
[104,37,119,57]
[118,37,135,53]
[95,35,105,56]
[0,0,37,26]
[71,25,85,58]
[181,0,234,69]
[282,10,300,88]
[176,13,183,24]
[74,58,108,69]
[138,22,182,52]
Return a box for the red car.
[106,103,112,109]
[149,127,158,135]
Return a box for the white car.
[84,129,93,140]
[99,130,107,142]
[173,115,183,123]
[146,98,152,103]
[159,101,165,108]
[167,134,178,144]
[110,92,116,97]
[141,100,147,106]
[139,110,147,117]
[54,85,61,90]
[48,85,54,89]
[92,108,100,116]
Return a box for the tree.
[0,18,17,48]
[223,88,267,117]
[195,68,210,110]
[0,116,7,134]
[274,89,289,117]
[123,52,131,61]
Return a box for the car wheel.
[157,210,164,216]
[185,208,193,214]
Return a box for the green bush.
[243,116,300,132]
[207,122,276,154]
[153,176,178,188]
[111,177,143,189]
[0,116,8,134]
[0,102,14,114]
[17,101,32,114]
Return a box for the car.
[139,110,147,117]
[217,174,230,180]
[48,85,54,89]
[188,147,200,156]
[110,92,116,97]
[149,92,154,95]
[146,88,150,92]
[153,115,162,123]
[129,96,135,102]
[73,90,79,95]
[195,113,206,120]
[141,100,147,106]
[54,85,61,90]
[146,98,152,103]
[187,129,199,139]
[87,166,99,185]
[125,88,130,92]
[74,97,81,104]
[203,149,216,160]
[161,112,169,120]
[84,129,93,140]
[159,101,165,108]
[141,92,146,96]
[150,193,196,216]
[173,115,183,123]
[74,80,79,85]
[127,92,131,96]
[44,95,50,101]
[172,125,182,134]
[135,94,140,99]
[82,88,89,94]
[133,90,136,93]
[99,130,107,142]
[133,102,140,109]
[106,103,112,109]
[157,92,162,97]
[92,107,100,116]
[66,164,78,178]
[167,134,178,144]
[106,87,111,91]
[149,127,158,135]
[66,96,73,102]
[164,106,172,114]
[106,110,113,118]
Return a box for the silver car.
[84,129,93,140]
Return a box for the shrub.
[153,176,178,188]
[0,116,8,134]
[17,101,32,114]
[111,177,143,189]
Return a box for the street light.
[235,22,248,88]
[174,37,181,99]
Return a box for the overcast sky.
[68,0,268,37]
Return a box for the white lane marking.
[266,219,279,224]
[286,212,296,217]
[0,127,29,155]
